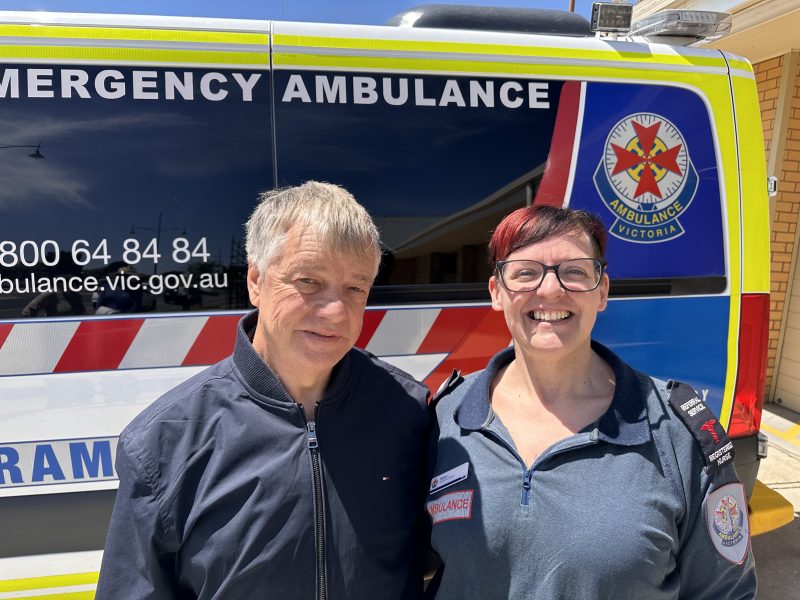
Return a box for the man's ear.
[247,262,262,308]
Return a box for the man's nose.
[316,289,348,321]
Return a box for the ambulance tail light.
[629,10,731,43]
[729,293,770,438]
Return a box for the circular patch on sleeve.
[705,482,750,564]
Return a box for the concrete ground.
[751,403,800,599]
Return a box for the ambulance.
[0,3,790,595]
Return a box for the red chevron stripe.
[424,309,510,392]
[6,306,498,378]
[0,323,12,349]
[54,319,145,373]
[355,309,386,349]
[418,307,491,354]
[183,315,241,366]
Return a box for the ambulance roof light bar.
[629,10,732,42]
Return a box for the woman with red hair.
[425,205,755,599]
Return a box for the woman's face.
[489,230,609,360]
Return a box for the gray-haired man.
[97,182,430,599]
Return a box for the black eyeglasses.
[495,258,606,293]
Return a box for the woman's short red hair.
[488,205,607,264]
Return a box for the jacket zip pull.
[306,421,319,449]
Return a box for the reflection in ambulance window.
[20,252,87,318]
[374,177,540,288]
[0,65,273,321]
[274,70,560,295]
[94,267,146,315]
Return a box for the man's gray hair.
[245,181,381,275]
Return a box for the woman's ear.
[598,273,610,312]
[489,275,504,312]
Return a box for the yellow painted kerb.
[762,422,800,446]
[749,480,795,536]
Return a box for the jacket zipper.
[302,404,327,600]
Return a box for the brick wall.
[754,55,800,395]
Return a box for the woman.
[425,205,755,599]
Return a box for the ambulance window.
[275,73,725,303]
[274,71,560,303]
[0,65,272,320]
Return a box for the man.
[97,182,430,599]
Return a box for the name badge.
[430,462,469,494]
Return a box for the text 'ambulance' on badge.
[427,490,474,524]
[706,482,750,564]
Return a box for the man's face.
[247,225,376,381]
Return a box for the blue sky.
[0,0,599,24]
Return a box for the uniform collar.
[233,310,352,407]
[455,341,650,447]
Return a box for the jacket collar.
[232,310,351,408]
[455,341,650,447]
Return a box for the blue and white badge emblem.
[706,483,750,564]
[594,113,698,243]
[430,462,469,494]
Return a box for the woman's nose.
[537,270,564,296]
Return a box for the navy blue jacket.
[97,311,430,599]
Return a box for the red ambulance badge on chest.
[594,113,698,243]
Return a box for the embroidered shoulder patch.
[666,380,734,475]
[706,482,750,564]
[426,490,474,524]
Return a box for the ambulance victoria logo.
[712,494,744,547]
[706,483,749,563]
[593,113,698,243]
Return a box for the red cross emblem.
[610,120,683,199]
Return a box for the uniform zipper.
[521,470,532,505]
[302,404,327,600]
[482,429,533,506]
[483,429,597,506]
